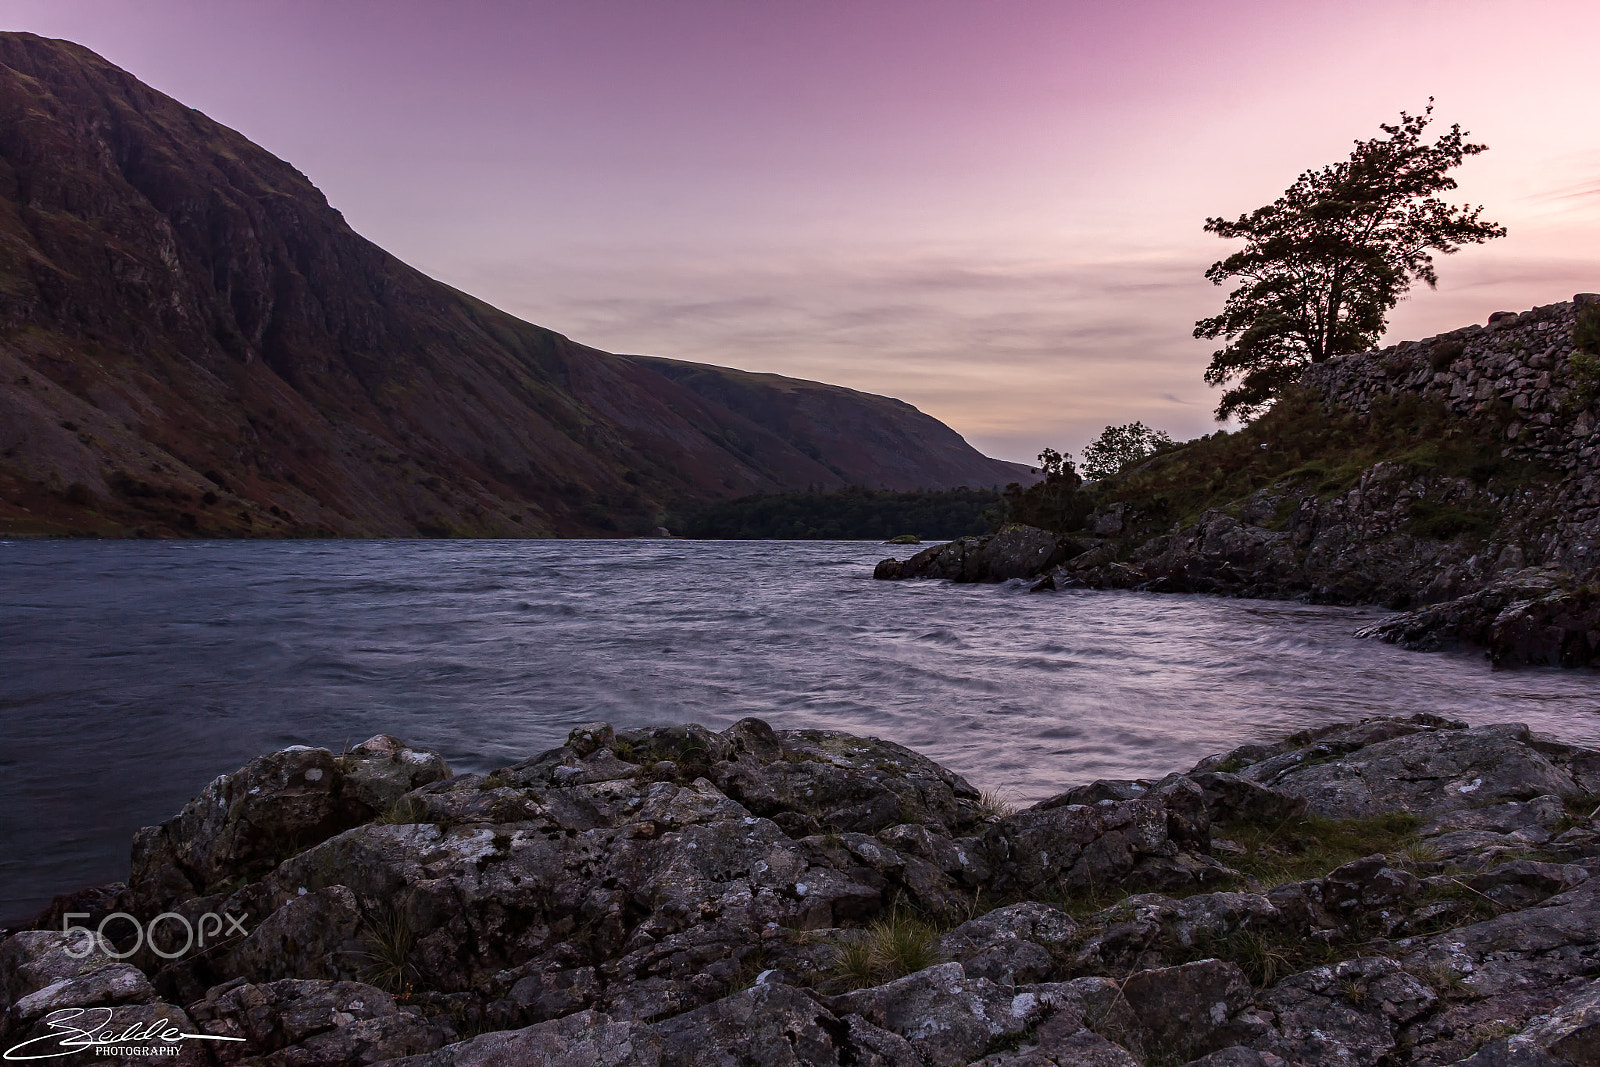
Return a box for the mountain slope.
[0,33,1028,538]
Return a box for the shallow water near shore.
[3,537,1598,921]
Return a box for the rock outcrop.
[878,297,1600,667]
[6,714,1600,1065]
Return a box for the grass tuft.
[361,903,419,996]
[976,787,1018,819]
[376,795,430,825]
[828,909,947,990]
[1213,810,1424,888]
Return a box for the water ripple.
[2,538,1599,921]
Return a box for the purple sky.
[6,0,1598,463]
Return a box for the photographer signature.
[3,1006,244,1061]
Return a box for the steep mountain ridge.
[0,33,1028,537]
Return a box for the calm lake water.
[3,538,1598,922]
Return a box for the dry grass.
[976,787,1019,819]
[828,909,947,990]
[360,904,419,995]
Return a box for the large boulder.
[129,736,451,909]
[654,982,916,1067]
[374,1008,662,1067]
[185,977,452,1065]
[982,791,1230,897]
[874,526,1075,583]
[934,902,1079,986]
[0,929,207,1065]
[1218,719,1584,819]
[133,720,1003,1024]
[827,963,1076,1067]
[1258,957,1437,1067]
[1119,959,1266,1062]
[1360,570,1600,667]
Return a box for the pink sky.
[5,0,1598,463]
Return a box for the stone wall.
[1301,294,1600,577]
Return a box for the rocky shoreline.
[4,716,1600,1065]
[873,297,1600,669]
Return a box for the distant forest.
[675,486,1003,540]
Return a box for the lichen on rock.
[5,714,1600,1066]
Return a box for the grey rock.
[185,977,451,1065]
[934,902,1078,985]
[1,929,114,1007]
[5,961,156,1030]
[1260,957,1437,1067]
[1466,861,1590,909]
[1516,977,1600,1066]
[982,795,1229,898]
[1188,772,1307,825]
[829,962,1060,1067]
[220,885,368,986]
[1180,1049,1289,1067]
[375,1009,661,1067]
[1322,854,1421,913]
[1421,795,1570,837]
[1072,892,1283,974]
[972,1024,1140,1066]
[653,982,914,1067]
[129,738,451,909]
[1119,959,1264,1061]
[1245,722,1579,819]
[875,526,1076,584]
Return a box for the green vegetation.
[976,788,1019,819]
[828,908,946,990]
[376,795,431,825]
[1404,499,1496,542]
[1569,306,1600,407]
[1001,388,1551,538]
[360,903,419,996]
[1575,303,1600,355]
[675,486,1003,540]
[1197,103,1505,420]
[1212,809,1424,888]
[1079,422,1177,481]
[1001,452,1089,534]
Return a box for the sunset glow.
[9,0,1598,463]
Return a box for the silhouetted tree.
[1197,102,1505,421]
[1080,422,1175,480]
[1002,448,1089,533]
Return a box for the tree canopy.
[1196,102,1505,422]
[1080,422,1176,480]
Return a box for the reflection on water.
[3,538,1597,920]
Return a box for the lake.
[3,537,1597,922]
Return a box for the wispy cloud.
[456,246,1224,462]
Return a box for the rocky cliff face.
[5,716,1599,1065]
[881,297,1600,666]
[0,34,1027,538]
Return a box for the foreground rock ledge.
[5,716,1600,1066]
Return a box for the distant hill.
[0,33,1030,537]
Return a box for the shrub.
[1575,303,1600,355]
